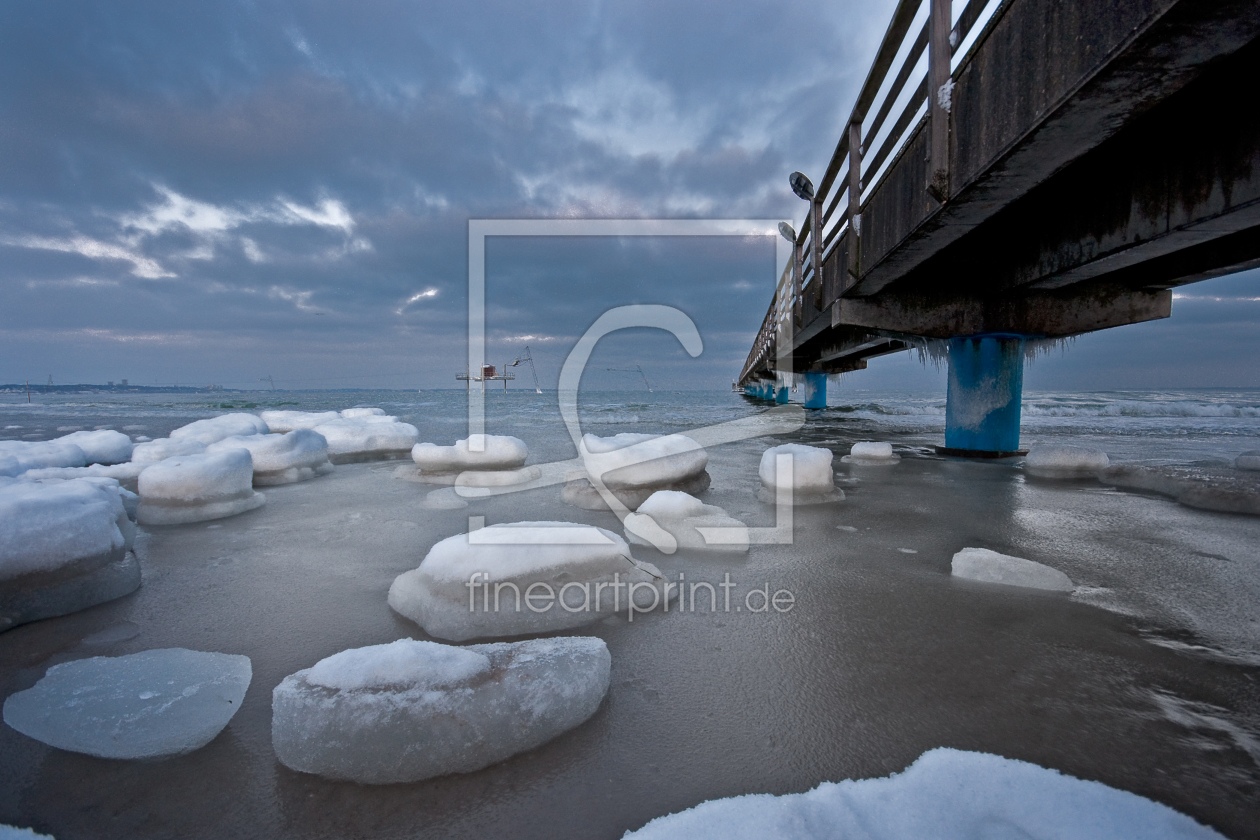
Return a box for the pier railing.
[739,0,1004,386]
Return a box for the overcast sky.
[1,0,1257,392]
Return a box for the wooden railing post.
[847,121,863,290]
[811,198,823,308]
[927,0,952,203]
[792,237,803,326]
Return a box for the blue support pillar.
[774,381,790,404]
[941,335,1027,456]
[802,373,827,408]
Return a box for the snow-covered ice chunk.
[0,440,87,474]
[625,491,748,553]
[1236,450,1260,471]
[562,472,712,512]
[951,547,1073,592]
[580,433,707,489]
[622,747,1222,840]
[3,649,251,759]
[130,437,206,464]
[1025,445,1109,478]
[312,417,419,464]
[168,413,269,446]
[272,637,609,783]
[1,479,140,631]
[841,441,900,465]
[340,407,386,418]
[55,430,133,465]
[22,462,146,494]
[258,410,341,433]
[565,433,711,511]
[206,429,332,486]
[411,434,528,475]
[759,444,841,503]
[0,457,20,479]
[389,522,668,641]
[137,449,265,525]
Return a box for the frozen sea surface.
[0,388,1257,839]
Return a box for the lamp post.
[789,172,823,309]
[778,221,801,327]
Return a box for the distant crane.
[507,346,543,394]
[606,364,651,392]
[260,375,276,391]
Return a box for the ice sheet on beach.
[206,429,332,486]
[54,430,134,465]
[272,637,609,784]
[312,416,419,464]
[168,413,269,446]
[1235,450,1260,471]
[622,747,1223,839]
[411,434,528,474]
[388,521,668,640]
[624,491,748,553]
[3,649,251,759]
[1024,445,1109,478]
[951,547,1074,592]
[137,449,264,525]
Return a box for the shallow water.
[1,389,1258,838]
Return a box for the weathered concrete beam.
[832,285,1170,339]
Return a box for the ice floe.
[951,547,1074,592]
[1024,445,1109,478]
[1,478,140,631]
[622,747,1222,839]
[388,521,668,640]
[21,462,146,494]
[565,433,710,511]
[130,437,206,464]
[412,434,528,472]
[312,416,419,464]
[168,413,270,446]
[0,440,87,474]
[137,449,265,525]
[206,429,332,486]
[1101,464,1260,516]
[3,648,251,759]
[759,443,841,504]
[624,491,748,554]
[1236,450,1260,471]
[404,434,530,484]
[272,636,609,783]
[840,441,900,465]
[54,430,134,465]
[258,410,341,433]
